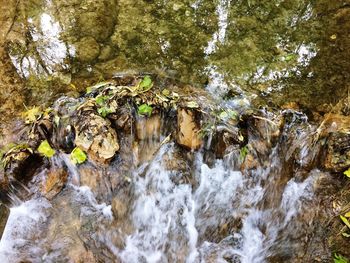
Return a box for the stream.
[0,103,334,262]
[0,0,350,262]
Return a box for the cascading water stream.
[0,107,327,263]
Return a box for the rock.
[135,114,161,141]
[78,11,115,41]
[176,108,202,150]
[324,132,350,172]
[98,45,114,61]
[0,170,8,192]
[320,113,350,172]
[0,203,9,239]
[111,197,128,219]
[241,153,259,171]
[42,167,68,200]
[3,146,42,182]
[74,112,119,163]
[79,165,100,193]
[319,113,350,138]
[214,129,240,158]
[71,250,97,263]
[281,101,300,111]
[75,36,100,63]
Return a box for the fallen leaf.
[340,215,350,229]
[38,140,55,158]
[186,101,199,108]
[138,104,153,117]
[70,147,87,164]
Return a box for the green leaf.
[219,111,229,120]
[37,140,55,158]
[240,146,249,161]
[97,106,114,118]
[95,95,109,106]
[227,109,238,119]
[285,53,297,62]
[138,104,153,117]
[70,147,87,165]
[344,168,350,178]
[186,101,199,108]
[86,86,93,94]
[334,253,349,263]
[340,215,350,229]
[139,76,153,91]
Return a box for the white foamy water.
[0,199,51,263]
[112,135,319,263]
[0,112,322,263]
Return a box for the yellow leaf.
[37,140,55,158]
[344,168,350,178]
[345,212,350,218]
[22,106,41,124]
[330,34,337,40]
[340,215,350,229]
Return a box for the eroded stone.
[42,167,68,200]
[75,113,119,163]
[177,108,202,150]
[75,36,100,63]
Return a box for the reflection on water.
[1,0,349,112]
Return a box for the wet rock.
[53,120,75,153]
[319,113,350,138]
[241,153,259,171]
[161,147,193,185]
[0,203,9,239]
[41,167,68,200]
[213,128,240,158]
[111,109,132,132]
[111,197,128,219]
[79,165,101,193]
[70,250,97,263]
[177,108,202,150]
[98,45,114,61]
[75,36,100,63]
[74,108,119,163]
[324,132,350,172]
[78,11,115,42]
[135,114,161,141]
[2,145,42,182]
[320,113,350,172]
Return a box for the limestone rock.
[112,197,128,219]
[74,113,119,163]
[78,11,115,41]
[42,168,68,200]
[177,108,202,150]
[98,45,114,61]
[75,36,100,63]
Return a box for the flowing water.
[0,107,332,262]
[0,0,349,262]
